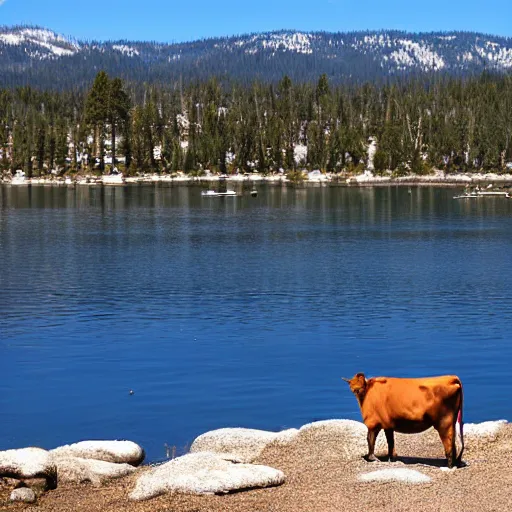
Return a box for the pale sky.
[1,0,511,43]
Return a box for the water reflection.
[1,183,512,461]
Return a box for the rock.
[359,468,431,484]
[464,420,507,440]
[190,427,298,463]
[19,477,50,495]
[10,487,37,503]
[50,440,145,466]
[297,420,387,459]
[52,455,137,486]
[0,447,57,490]
[189,420,387,464]
[130,452,285,501]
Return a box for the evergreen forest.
[2,71,512,177]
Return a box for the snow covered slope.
[1,26,512,88]
[0,27,79,58]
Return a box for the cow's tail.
[456,379,464,466]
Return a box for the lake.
[1,183,511,462]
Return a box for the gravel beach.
[2,423,511,512]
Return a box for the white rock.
[359,468,431,484]
[50,440,145,466]
[297,420,387,459]
[463,420,507,439]
[351,170,391,183]
[0,447,57,489]
[190,427,298,463]
[52,455,137,486]
[130,452,285,501]
[10,487,37,503]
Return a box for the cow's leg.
[384,429,397,461]
[436,419,456,468]
[366,427,381,462]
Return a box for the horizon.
[1,24,512,46]
[1,0,511,44]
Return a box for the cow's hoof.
[388,456,397,463]
[365,454,378,462]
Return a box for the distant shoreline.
[3,170,512,188]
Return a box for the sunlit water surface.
[1,184,511,461]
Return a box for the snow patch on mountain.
[389,40,445,70]
[112,45,140,57]
[0,33,21,45]
[237,32,313,55]
[352,34,446,70]
[460,52,474,62]
[0,27,78,56]
[474,41,512,68]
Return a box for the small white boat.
[454,190,510,199]
[201,190,237,197]
[11,169,27,185]
[475,191,510,197]
[453,194,481,199]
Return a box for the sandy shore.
[2,423,511,512]
[3,170,512,187]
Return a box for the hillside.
[1,26,512,89]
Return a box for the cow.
[342,373,464,468]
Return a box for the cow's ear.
[355,373,367,385]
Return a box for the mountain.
[1,26,512,89]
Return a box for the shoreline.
[1,419,510,511]
[3,170,512,188]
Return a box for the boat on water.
[475,191,510,197]
[453,193,481,199]
[454,187,511,199]
[11,169,27,185]
[201,189,237,197]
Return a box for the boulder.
[464,420,507,440]
[359,468,431,484]
[0,447,57,489]
[130,452,285,501]
[190,427,298,463]
[10,487,37,503]
[18,477,50,495]
[50,440,145,466]
[189,420,388,464]
[297,420,387,459]
[51,455,137,486]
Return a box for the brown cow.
[342,373,464,468]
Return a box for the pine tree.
[107,77,131,172]
[85,71,110,172]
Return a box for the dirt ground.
[1,425,511,512]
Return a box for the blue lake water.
[1,183,511,462]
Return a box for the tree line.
[2,71,512,177]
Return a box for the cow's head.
[342,373,367,399]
